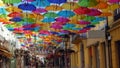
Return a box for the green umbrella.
[78,0,98,7]
[0,14,7,18]
[43,12,58,18]
[91,22,100,25]
[83,16,95,22]
[22,18,35,23]
[2,0,21,4]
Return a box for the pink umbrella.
[39,30,50,35]
[109,0,120,3]
[87,9,102,16]
[32,8,47,14]
[51,23,63,29]
[78,20,91,25]
[74,7,90,15]
[78,29,87,33]
[55,17,70,23]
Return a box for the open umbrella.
[0,8,7,14]
[55,17,69,23]
[8,12,22,17]
[45,5,63,11]
[18,3,36,11]
[6,6,22,12]
[78,20,91,25]
[83,16,95,22]
[42,18,55,23]
[2,0,21,4]
[47,0,67,4]
[32,0,50,7]
[39,30,50,35]
[94,2,108,9]
[32,8,47,14]
[58,10,75,18]
[61,2,79,10]
[43,12,58,18]
[78,0,98,7]
[9,17,23,22]
[109,0,120,3]
[87,9,102,16]
[74,7,90,15]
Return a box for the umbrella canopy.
[109,0,120,3]
[9,17,23,22]
[78,20,91,25]
[58,10,75,17]
[83,16,95,22]
[51,23,63,29]
[47,0,67,4]
[45,5,63,11]
[78,0,98,7]
[61,2,80,10]
[74,7,90,15]
[32,8,47,14]
[55,17,69,23]
[2,0,21,4]
[8,12,22,17]
[94,2,109,9]
[39,30,50,35]
[32,0,50,7]
[18,3,36,11]
[42,18,55,23]
[87,9,102,16]
[6,6,22,12]
[100,12,112,17]
[0,8,7,14]
[43,12,58,18]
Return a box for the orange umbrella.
[6,6,22,12]
[100,12,112,17]
[61,2,80,10]
[94,2,109,9]
[45,5,63,11]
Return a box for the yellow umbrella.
[108,4,119,11]
[94,2,109,9]
[45,5,63,11]
[61,2,80,10]
[100,12,112,17]
[6,6,22,12]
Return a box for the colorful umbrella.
[42,18,55,23]
[94,2,108,9]
[83,16,95,22]
[55,17,69,23]
[109,0,120,3]
[9,17,23,22]
[100,12,112,17]
[43,12,58,18]
[32,8,47,14]
[2,0,21,4]
[47,0,67,4]
[78,0,98,7]
[18,3,36,11]
[8,12,22,17]
[39,30,50,35]
[78,20,91,25]
[61,2,80,10]
[32,0,50,7]
[0,8,7,14]
[6,6,22,12]
[58,10,75,17]
[74,7,90,15]
[45,5,63,11]
[87,9,102,16]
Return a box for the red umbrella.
[74,7,90,15]
[8,12,22,17]
[87,9,102,16]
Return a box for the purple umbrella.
[55,17,70,23]
[51,23,63,29]
[32,8,47,14]
[78,20,91,25]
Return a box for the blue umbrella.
[18,3,36,11]
[72,27,82,30]
[32,0,50,7]
[0,8,7,14]
[63,23,76,30]
[47,0,67,4]
[42,18,55,23]
[92,17,106,22]
[9,17,23,22]
[85,25,95,28]
[58,10,75,18]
